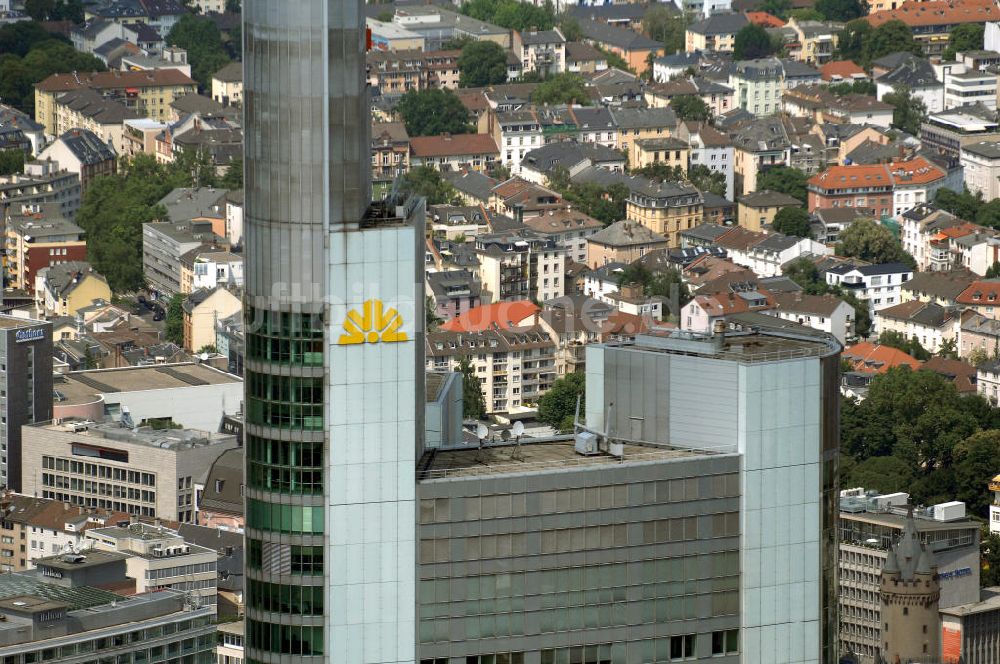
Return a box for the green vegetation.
[987,261,1000,278]
[531,73,592,106]
[616,263,690,304]
[643,5,689,55]
[815,0,864,22]
[165,294,185,345]
[733,23,776,60]
[401,167,458,205]
[167,14,232,91]
[827,80,876,96]
[669,95,711,121]
[878,330,931,361]
[863,20,921,63]
[538,372,585,431]
[756,166,810,203]
[458,40,508,87]
[397,88,472,137]
[944,23,984,61]
[841,368,1000,508]
[771,207,812,237]
[24,0,83,22]
[460,0,555,31]
[933,187,1000,230]
[546,166,628,225]
[835,19,870,63]
[0,149,25,176]
[459,356,487,421]
[0,28,105,113]
[688,165,727,197]
[220,158,243,190]
[836,218,916,267]
[789,8,824,21]
[633,163,685,181]
[883,85,927,135]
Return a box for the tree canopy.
[733,23,776,60]
[0,38,105,113]
[459,356,487,420]
[24,0,83,22]
[397,88,472,137]
[531,73,592,106]
[944,23,984,61]
[458,40,508,88]
[878,330,931,361]
[669,95,711,121]
[836,19,871,63]
[547,166,628,225]
[0,149,25,176]
[460,0,555,31]
[402,166,458,205]
[616,263,690,309]
[827,80,876,96]
[756,166,809,203]
[837,219,915,267]
[165,294,185,345]
[538,372,585,431]
[863,20,921,64]
[643,5,688,55]
[815,0,864,22]
[688,164,727,198]
[167,14,232,91]
[771,206,812,237]
[883,85,927,135]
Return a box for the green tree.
[167,14,231,90]
[688,164,727,197]
[733,23,775,60]
[878,330,931,361]
[531,73,592,105]
[827,80,876,96]
[461,0,555,31]
[558,16,583,42]
[397,88,472,137]
[968,347,990,368]
[883,85,927,135]
[986,261,1000,278]
[0,20,61,57]
[220,157,243,189]
[952,430,1000,516]
[938,337,958,359]
[538,372,585,431]
[771,206,812,237]
[458,40,508,87]
[783,257,821,290]
[836,19,871,63]
[863,20,921,64]
[616,263,690,305]
[376,8,393,22]
[644,5,689,55]
[840,290,871,337]
[0,39,105,113]
[816,0,863,22]
[633,163,686,181]
[402,166,458,205]
[0,149,24,176]
[425,296,442,331]
[975,199,1000,230]
[225,0,240,12]
[935,187,982,220]
[459,356,487,420]
[943,23,984,61]
[842,455,915,495]
[165,293,185,344]
[837,218,916,266]
[26,0,83,22]
[669,95,711,121]
[984,531,1000,587]
[789,8,824,21]
[756,166,810,203]
[758,0,792,19]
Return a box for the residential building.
[682,288,775,332]
[627,178,705,248]
[685,13,748,53]
[960,309,1000,358]
[484,109,542,176]
[121,118,169,159]
[866,0,1000,56]
[765,291,855,343]
[211,61,243,107]
[629,137,690,172]
[142,220,226,298]
[961,140,1000,200]
[820,60,868,83]
[371,122,410,195]
[646,78,735,117]
[609,107,678,155]
[514,28,566,76]
[218,621,245,664]
[85,522,218,607]
[981,362,1000,404]
[839,492,981,664]
[0,316,52,492]
[34,262,111,318]
[806,163,894,218]
[731,117,792,196]
[826,262,914,311]
[179,249,243,294]
[522,208,604,264]
[392,6,510,50]
[676,121,736,200]
[439,300,540,333]
[587,220,670,268]
[579,21,662,73]
[736,233,831,278]
[50,362,243,432]
[37,129,116,192]
[874,300,959,353]
[519,141,625,185]
[0,104,44,156]
[901,205,968,271]
[730,58,785,117]
[120,47,192,77]
[786,18,841,64]
[182,286,241,353]
[425,326,557,413]
[565,41,608,74]
[49,88,138,155]
[34,70,197,133]
[945,69,998,110]
[921,106,1000,160]
[4,206,87,290]
[426,269,482,321]
[24,419,240,522]
[736,190,802,232]
[956,279,1000,319]
[475,231,566,302]
[366,17,425,51]
[365,48,462,93]
[842,341,922,374]
[901,268,978,307]
[409,133,499,172]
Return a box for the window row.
[246,336,324,366]
[246,373,323,404]
[247,462,323,495]
[247,435,323,468]
[244,308,324,339]
[246,619,323,657]
[247,540,324,576]
[246,499,323,534]
[246,397,323,430]
[247,579,324,615]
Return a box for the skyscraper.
[242,1,424,661]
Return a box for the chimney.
[712,318,726,352]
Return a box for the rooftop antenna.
[475,422,488,464]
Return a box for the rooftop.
[52,362,240,406]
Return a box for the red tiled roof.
[956,280,1000,305]
[441,301,541,332]
[409,133,499,158]
[809,164,891,188]
[746,11,786,27]
[887,157,947,185]
[842,342,921,373]
[867,0,1000,28]
[820,60,867,81]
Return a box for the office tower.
[0,315,51,491]
[581,316,841,664]
[242,1,424,663]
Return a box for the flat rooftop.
[38,419,237,451]
[35,550,128,572]
[0,315,46,330]
[839,509,979,532]
[53,362,240,405]
[420,439,710,480]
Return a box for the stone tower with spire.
[879,507,942,663]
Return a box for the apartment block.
[4,205,86,290]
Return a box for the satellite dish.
[512,421,524,438]
[476,423,488,440]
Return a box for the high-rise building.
[0,315,52,492]
[242,0,424,662]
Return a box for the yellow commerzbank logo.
[337,299,408,345]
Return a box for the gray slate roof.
[688,12,748,35]
[589,220,667,247]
